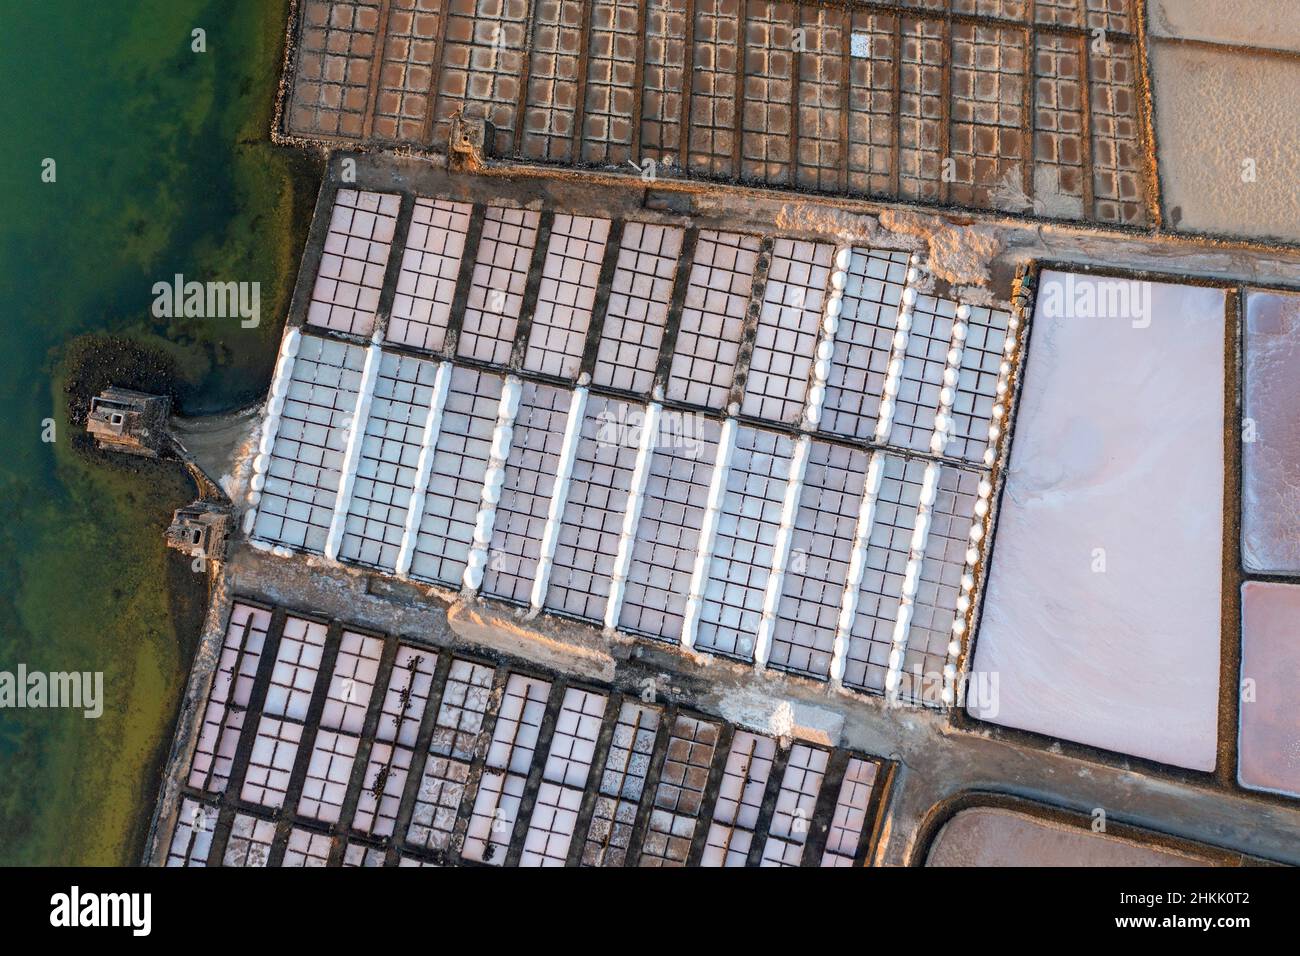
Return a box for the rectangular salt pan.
[969,273,1224,771]
[1238,581,1300,797]
[1242,290,1300,574]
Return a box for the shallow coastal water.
[0,0,319,864]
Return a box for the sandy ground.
[970,273,1224,772]
[1148,0,1300,53]
[926,807,1204,866]
[1238,582,1300,797]
[1151,39,1300,243]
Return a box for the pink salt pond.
[926,807,1207,867]
[1238,581,1300,798]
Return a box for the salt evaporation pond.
[969,272,1224,771]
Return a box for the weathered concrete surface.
[926,807,1205,867]
[1148,0,1300,54]
[1150,39,1300,244]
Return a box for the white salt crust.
[395,361,453,577]
[680,417,737,652]
[244,326,301,536]
[969,274,1225,772]
[463,376,523,592]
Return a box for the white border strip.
[929,303,972,455]
[874,255,925,443]
[680,416,737,652]
[604,401,662,631]
[529,386,589,612]
[463,375,523,593]
[829,450,885,685]
[244,326,301,538]
[754,433,811,668]
[943,305,1022,704]
[324,341,383,561]
[884,460,942,704]
[395,361,453,578]
[802,246,852,431]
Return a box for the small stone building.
[86,387,171,458]
[165,501,232,562]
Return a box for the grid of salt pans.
[370,0,443,143]
[338,351,438,570]
[166,600,897,868]
[295,621,369,824]
[354,741,412,836]
[433,0,529,153]
[844,455,927,693]
[822,757,878,867]
[640,714,721,866]
[583,0,639,164]
[521,688,608,866]
[409,366,501,586]
[482,381,572,604]
[846,10,897,196]
[619,413,722,641]
[947,305,1011,464]
[948,23,1026,209]
[463,674,551,865]
[408,755,469,853]
[890,293,959,451]
[821,249,911,441]
[242,716,303,810]
[431,658,495,760]
[387,199,471,352]
[696,426,795,661]
[667,230,760,409]
[740,3,795,184]
[224,813,276,867]
[167,798,217,866]
[408,658,493,852]
[265,616,329,721]
[545,396,640,622]
[701,731,777,867]
[689,0,741,177]
[241,616,327,809]
[898,467,980,702]
[582,700,661,867]
[742,239,834,424]
[297,729,359,823]
[254,336,365,553]
[640,1,687,160]
[523,215,611,379]
[760,744,828,867]
[795,4,844,192]
[592,222,682,393]
[381,645,436,750]
[354,645,434,837]
[343,842,387,867]
[520,0,583,163]
[898,17,946,202]
[321,630,384,735]
[283,827,332,867]
[457,206,541,365]
[188,603,269,793]
[769,442,869,678]
[288,0,380,139]
[307,189,399,337]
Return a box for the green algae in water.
[0,0,321,864]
